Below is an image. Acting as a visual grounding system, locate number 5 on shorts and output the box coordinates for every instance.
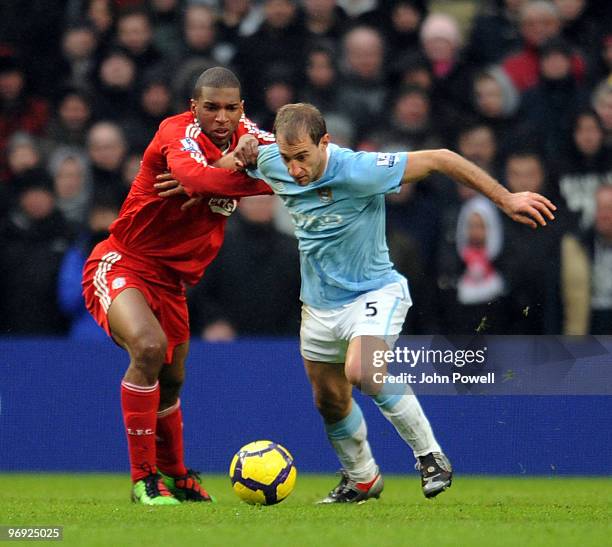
[365,301,378,317]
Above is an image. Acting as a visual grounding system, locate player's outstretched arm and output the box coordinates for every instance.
[402,149,557,229]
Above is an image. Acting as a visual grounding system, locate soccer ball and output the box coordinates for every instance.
[229,440,297,505]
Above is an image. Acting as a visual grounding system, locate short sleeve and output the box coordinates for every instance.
[248,144,281,181]
[346,151,408,198]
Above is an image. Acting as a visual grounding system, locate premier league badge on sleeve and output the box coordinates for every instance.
[180,137,201,154]
[376,153,397,168]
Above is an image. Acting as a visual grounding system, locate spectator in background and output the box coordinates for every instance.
[235,0,306,111]
[177,4,224,64]
[592,79,612,147]
[0,170,73,335]
[324,112,355,148]
[336,26,387,134]
[57,201,118,340]
[115,8,165,81]
[435,123,501,333]
[45,88,93,153]
[456,123,500,178]
[253,65,296,131]
[149,0,183,59]
[3,131,45,220]
[389,53,433,92]
[6,132,44,181]
[383,0,427,60]
[336,0,377,19]
[82,0,117,43]
[91,49,139,122]
[0,53,49,182]
[126,74,175,151]
[385,180,440,334]
[466,0,526,66]
[217,0,264,61]
[86,121,128,206]
[502,0,585,92]
[300,44,340,114]
[303,0,348,45]
[588,34,612,88]
[386,175,441,276]
[48,147,92,229]
[520,37,588,158]
[360,85,441,152]
[121,151,141,193]
[420,12,473,136]
[553,0,601,59]
[560,185,612,334]
[58,23,99,93]
[557,110,612,232]
[501,150,564,333]
[445,196,508,334]
[189,195,301,340]
[0,2,65,94]
[472,67,522,157]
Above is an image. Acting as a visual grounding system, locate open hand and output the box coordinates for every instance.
[154,173,202,211]
[501,192,556,229]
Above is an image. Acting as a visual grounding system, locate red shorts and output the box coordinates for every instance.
[82,239,189,364]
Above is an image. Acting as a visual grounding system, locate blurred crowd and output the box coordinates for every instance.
[0,0,611,339]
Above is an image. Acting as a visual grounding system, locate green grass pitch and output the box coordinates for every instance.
[1,474,610,546]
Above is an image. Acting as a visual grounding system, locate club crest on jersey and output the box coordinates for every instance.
[376,153,397,168]
[208,197,237,216]
[317,187,333,203]
[112,277,126,290]
[180,137,201,154]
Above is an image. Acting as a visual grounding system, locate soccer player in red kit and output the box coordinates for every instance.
[82,67,274,505]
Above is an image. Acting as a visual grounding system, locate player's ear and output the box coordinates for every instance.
[190,99,197,116]
[320,133,330,148]
[240,99,245,113]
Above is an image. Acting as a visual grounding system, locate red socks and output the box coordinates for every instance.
[120,381,160,482]
[156,399,188,477]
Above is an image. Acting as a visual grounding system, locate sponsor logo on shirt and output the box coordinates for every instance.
[317,187,333,203]
[208,197,237,216]
[291,211,343,230]
[376,153,397,168]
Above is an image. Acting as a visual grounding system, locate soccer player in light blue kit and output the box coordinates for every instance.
[157,102,556,502]
[247,103,555,503]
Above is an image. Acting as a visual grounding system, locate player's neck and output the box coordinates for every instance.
[314,147,330,182]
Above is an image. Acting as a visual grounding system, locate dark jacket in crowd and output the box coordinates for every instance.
[0,207,73,335]
[189,214,301,337]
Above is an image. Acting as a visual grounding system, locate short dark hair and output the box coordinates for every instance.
[505,149,543,167]
[273,103,327,144]
[192,67,241,99]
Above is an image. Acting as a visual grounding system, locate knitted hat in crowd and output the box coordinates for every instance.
[420,13,462,48]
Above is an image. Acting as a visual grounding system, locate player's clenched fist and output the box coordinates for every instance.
[233,134,259,169]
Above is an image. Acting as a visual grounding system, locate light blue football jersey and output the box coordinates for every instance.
[248,143,408,309]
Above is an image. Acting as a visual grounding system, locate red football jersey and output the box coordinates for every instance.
[107,111,275,286]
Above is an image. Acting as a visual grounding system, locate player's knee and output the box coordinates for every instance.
[344,361,363,387]
[131,334,167,373]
